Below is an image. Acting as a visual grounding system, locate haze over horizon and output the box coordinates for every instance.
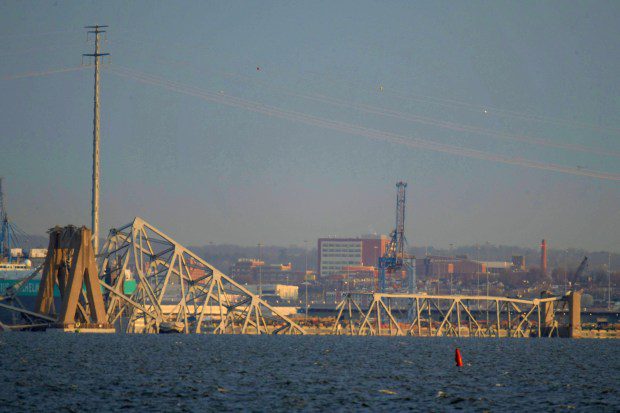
[1,1,619,252]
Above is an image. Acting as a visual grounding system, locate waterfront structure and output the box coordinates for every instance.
[318,235,388,277]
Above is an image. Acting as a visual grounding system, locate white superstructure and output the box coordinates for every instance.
[0,261,37,280]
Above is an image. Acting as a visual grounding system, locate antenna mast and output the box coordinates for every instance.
[83,25,109,253]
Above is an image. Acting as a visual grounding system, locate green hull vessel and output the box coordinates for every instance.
[0,279,138,297]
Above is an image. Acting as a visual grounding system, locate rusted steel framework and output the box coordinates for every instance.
[332,292,565,337]
[98,217,305,335]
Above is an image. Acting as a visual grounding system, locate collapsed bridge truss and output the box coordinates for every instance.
[332,292,568,337]
[99,217,305,334]
[0,218,576,338]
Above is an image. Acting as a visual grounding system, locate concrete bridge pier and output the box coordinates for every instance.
[568,291,581,338]
[540,290,557,336]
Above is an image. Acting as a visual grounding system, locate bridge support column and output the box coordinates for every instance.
[568,291,581,338]
[540,290,555,336]
[35,226,111,332]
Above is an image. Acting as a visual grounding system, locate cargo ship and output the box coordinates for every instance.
[0,259,44,297]
[0,259,138,298]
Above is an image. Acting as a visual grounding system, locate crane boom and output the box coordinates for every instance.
[572,256,588,282]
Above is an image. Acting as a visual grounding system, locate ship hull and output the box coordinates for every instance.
[0,279,137,325]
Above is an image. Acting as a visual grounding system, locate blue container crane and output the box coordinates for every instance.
[0,178,31,262]
[378,182,416,293]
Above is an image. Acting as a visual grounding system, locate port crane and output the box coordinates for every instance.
[1,178,16,261]
[377,182,416,292]
[570,256,588,286]
[0,178,32,262]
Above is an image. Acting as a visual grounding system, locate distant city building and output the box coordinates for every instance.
[318,236,388,277]
[28,248,48,259]
[479,261,512,275]
[230,258,296,284]
[10,248,23,258]
[188,257,208,280]
[245,284,299,301]
[419,256,485,279]
[512,255,526,271]
[323,265,377,292]
[419,256,515,290]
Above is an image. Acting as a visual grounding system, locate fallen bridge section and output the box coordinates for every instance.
[332,291,580,338]
[98,217,306,335]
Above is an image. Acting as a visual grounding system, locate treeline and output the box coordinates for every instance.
[411,245,618,271]
[190,244,318,274]
[189,242,617,276]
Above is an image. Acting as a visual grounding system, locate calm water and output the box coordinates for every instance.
[0,333,618,412]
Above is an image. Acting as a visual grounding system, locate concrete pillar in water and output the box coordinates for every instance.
[568,291,581,338]
[540,290,555,335]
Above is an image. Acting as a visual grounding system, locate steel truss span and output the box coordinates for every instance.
[332,292,567,338]
[98,217,305,335]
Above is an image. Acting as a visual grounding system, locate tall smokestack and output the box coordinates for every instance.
[540,239,547,278]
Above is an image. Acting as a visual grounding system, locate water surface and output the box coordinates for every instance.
[0,333,618,411]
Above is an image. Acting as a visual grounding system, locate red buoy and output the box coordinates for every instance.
[455,348,463,367]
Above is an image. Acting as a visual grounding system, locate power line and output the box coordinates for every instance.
[109,65,620,182]
[117,30,620,134]
[305,70,620,135]
[108,40,619,159]
[212,69,620,159]
[0,28,82,40]
[117,29,618,134]
[0,27,137,41]
[0,65,91,81]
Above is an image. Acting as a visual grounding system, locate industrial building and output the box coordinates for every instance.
[322,265,378,292]
[230,258,297,284]
[512,255,526,271]
[419,256,486,280]
[318,235,388,277]
[245,284,299,301]
[482,261,513,275]
[419,256,516,279]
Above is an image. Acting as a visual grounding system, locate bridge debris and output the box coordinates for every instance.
[0,219,584,338]
[332,291,578,337]
[98,217,305,335]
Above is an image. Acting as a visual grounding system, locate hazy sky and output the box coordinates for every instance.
[1,1,619,251]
